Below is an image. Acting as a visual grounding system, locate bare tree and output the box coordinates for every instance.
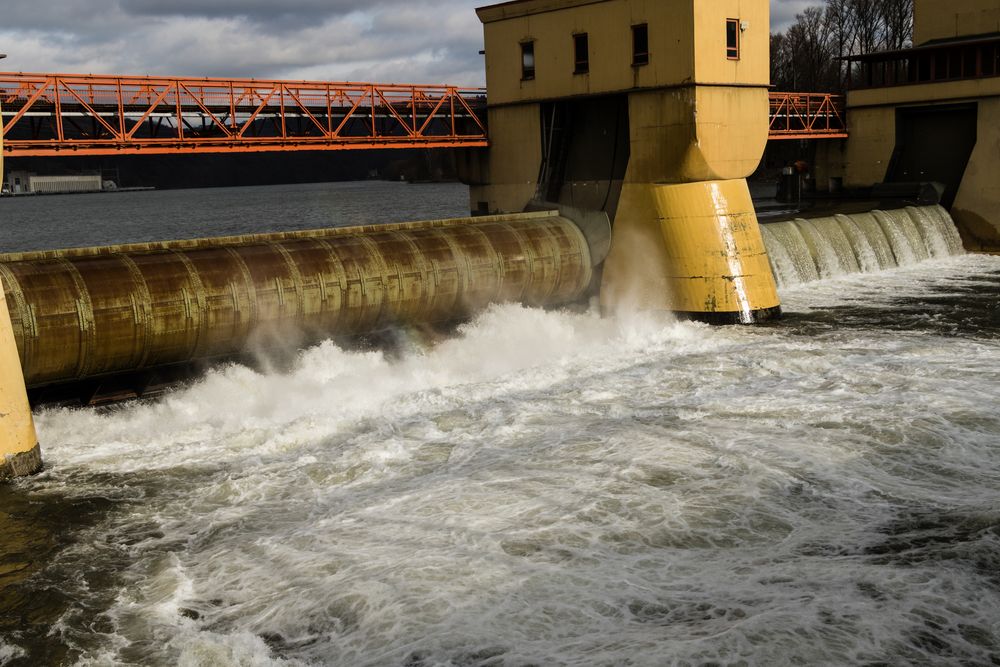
[771,0,914,91]
[880,0,914,50]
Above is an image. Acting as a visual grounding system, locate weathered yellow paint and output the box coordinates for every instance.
[952,96,1000,250]
[466,104,543,215]
[626,86,769,184]
[848,77,1000,109]
[914,0,1000,46]
[0,285,42,480]
[478,0,768,107]
[0,97,44,480]
[471,0,780,320]
[600,180,779,321]
[828,105,895,189]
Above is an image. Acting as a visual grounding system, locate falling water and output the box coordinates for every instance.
[761,205,966,288]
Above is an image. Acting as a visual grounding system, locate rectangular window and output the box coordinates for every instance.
[632,24,649,66]
[727,19,740,60]
[521,41,535,80]
[574,33,589,74]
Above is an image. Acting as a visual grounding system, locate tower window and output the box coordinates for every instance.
[574,33,589,74]
[727,19,740,60]
[632,24,649,66]
[521,40,535,80]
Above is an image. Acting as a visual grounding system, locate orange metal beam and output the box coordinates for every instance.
[0,72,488,156]
[767,91,847,140]
[1,72,844,156]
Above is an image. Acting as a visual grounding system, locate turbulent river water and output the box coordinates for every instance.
[1,183,999,666]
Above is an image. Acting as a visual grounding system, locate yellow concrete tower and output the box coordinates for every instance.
[467,0,780,322]
[0,101,43,480]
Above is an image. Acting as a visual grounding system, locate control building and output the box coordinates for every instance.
[462,0,781,322]
[821,0,1000,251]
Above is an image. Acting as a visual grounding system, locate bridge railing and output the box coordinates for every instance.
[768,92,847,140]
[0,72,488,156]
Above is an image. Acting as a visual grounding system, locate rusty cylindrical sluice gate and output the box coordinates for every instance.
[0,211,596,390]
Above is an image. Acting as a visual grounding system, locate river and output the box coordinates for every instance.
[1,182,998,665]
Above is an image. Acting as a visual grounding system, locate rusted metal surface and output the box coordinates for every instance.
[0,212,592,388]
[768,92,848,140]
[0,72,487,156]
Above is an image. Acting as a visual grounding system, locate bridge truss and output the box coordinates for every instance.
[0,72,488,156]
[0,72,847,157]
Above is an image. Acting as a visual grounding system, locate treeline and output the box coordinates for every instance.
[771,0,914,92]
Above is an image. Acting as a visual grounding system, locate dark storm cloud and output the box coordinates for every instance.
[0,1,822,84]
[772,0,826,32]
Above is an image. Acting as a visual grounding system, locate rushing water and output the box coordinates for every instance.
[760,205,966,288]
[2,186,1000,666]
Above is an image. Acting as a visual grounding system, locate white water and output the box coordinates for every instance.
[761,205,966,288]
[5,251,999,666]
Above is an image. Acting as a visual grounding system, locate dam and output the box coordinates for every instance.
[1,183,997,665]
[1,0,1000,662]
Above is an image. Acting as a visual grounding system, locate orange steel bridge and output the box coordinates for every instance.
[0,72,845,157]
[767,92,848,140]
[0,72,488,156]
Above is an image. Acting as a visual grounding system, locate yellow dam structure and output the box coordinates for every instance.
[1,0,785,478]
[0,97,42,480]
[463,0,781,323]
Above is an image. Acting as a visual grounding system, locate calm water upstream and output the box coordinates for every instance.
[1,182,999,666]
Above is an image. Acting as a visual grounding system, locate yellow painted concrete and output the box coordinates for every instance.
[848,77,1000,109]
[600,180,780,319]
[0,98,43,480]
[952,96,1000,249]
[478,0,767,107]
[832,0,1000,248]
[626,86,769,184]
[471,0,780,319]
[0,284,41,480]
[467,104,543,214]
[914,0,1000,46]
[838,106,895,189]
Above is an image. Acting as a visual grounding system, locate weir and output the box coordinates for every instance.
[0,212,600,390]
[761,205,966,287]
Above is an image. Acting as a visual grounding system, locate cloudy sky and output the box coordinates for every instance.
[0,0,821,86]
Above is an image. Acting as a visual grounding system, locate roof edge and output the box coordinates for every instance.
[476,0,610,24]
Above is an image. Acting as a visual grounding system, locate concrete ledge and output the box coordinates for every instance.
[0,443,43,480]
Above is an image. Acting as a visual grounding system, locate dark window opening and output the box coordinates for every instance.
[574,33,589,74]
[726,19,740,60]
[521,41,535,80]
[632,24,649,66]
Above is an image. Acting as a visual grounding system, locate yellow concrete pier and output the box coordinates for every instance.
[467,0,781,322]
[0,103,43,480]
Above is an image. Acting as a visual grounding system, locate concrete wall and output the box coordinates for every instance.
[914,0,1000,45]
[469,0,770,214]
[838,106,895,188]
[626,86,769,184]
[467,104,542,214]
[952,96,1000,249]
[478,0,767,106]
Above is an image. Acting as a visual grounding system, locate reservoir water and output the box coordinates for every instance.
[1,182,999,665]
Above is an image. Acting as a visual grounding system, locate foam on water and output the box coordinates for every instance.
[6,254,1000,666]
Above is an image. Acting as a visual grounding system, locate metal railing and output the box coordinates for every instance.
[768,92,847,140]
[0,72,488,156]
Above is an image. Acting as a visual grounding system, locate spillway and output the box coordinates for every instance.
[760,205,965,288]
[0,211,595,390]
